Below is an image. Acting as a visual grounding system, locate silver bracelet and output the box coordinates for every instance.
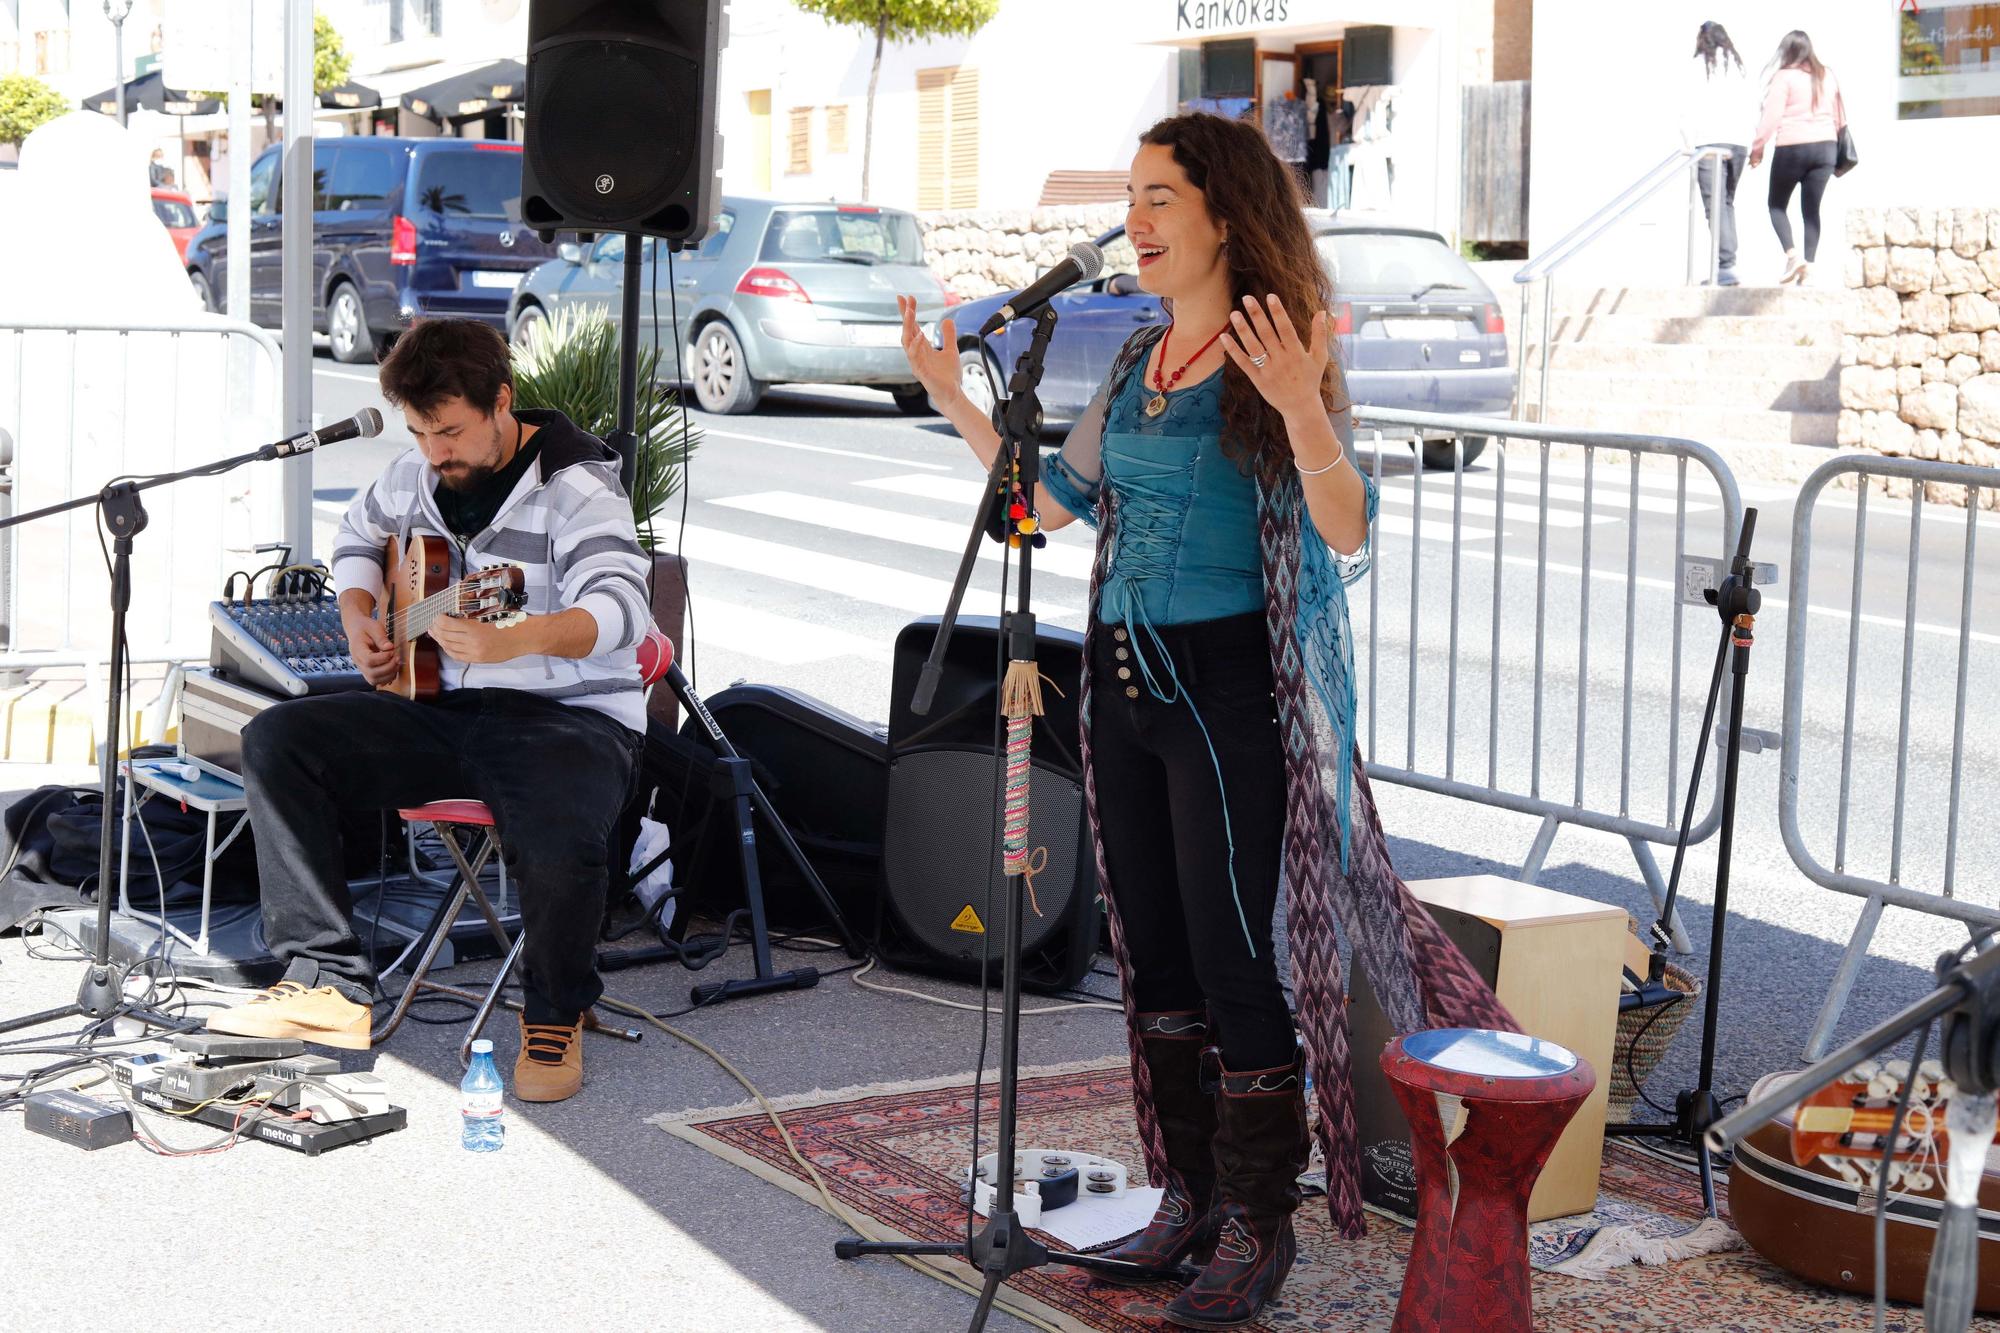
[1295,445,1345,477]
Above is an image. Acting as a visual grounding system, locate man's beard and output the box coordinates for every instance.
[437,423,508,492]
[437,462,498,493]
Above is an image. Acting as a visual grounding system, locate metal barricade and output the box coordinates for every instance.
[1782,454,2000,1058]
[1349,406,1747,949]
[0,317,283,678]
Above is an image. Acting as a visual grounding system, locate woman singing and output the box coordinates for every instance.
[898,113,1512,1328]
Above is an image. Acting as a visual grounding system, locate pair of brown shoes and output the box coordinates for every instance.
[205,983,586,1103]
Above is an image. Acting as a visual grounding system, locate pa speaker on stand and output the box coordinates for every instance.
[520,0,725,243]
[876,617,1100,994]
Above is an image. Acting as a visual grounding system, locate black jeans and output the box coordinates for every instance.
[1695,143,1747,270]
[1769,139,1838,261]
[1090,611,1294,1071]
[240,688,642,1023]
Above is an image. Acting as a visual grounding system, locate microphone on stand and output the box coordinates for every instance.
[977,242,1106,335]
[261,407,384,459]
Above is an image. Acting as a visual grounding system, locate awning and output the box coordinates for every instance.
[318,80,381,111]
[400,59,526,124]
[81,69,221,118]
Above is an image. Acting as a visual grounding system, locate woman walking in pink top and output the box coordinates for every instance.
[1751,30,1847,285]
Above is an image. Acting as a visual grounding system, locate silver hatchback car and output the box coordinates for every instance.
[507,196,948,415]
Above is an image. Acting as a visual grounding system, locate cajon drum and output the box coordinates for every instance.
[1348,875,1626,1222]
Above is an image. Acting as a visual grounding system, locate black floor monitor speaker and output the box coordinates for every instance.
[878,617,1099,994]
[521,1,724,243]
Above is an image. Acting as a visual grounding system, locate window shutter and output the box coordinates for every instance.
[917,69,950,211]
[826,104,849,154]
[787,106,812,175]
[948,68,979,210]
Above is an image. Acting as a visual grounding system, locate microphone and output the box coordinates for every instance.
[263,408,384,459]
[977,242,1105,336]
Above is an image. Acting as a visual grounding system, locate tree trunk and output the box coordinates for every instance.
[863,11,886,202]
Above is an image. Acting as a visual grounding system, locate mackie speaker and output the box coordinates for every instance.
[878,617,1100,994]
[521,1,725,243]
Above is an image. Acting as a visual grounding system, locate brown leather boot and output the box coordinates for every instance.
[1162,1050,1310,1328]
[513,1014,583,1102]
[1097,1011,1220,1284]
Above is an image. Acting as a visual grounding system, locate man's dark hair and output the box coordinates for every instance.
[377,318,514,418]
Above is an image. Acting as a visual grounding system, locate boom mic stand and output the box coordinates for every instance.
[833,308,1172,1327]
[1606,508,1763,1214]
[0,437,314,1039]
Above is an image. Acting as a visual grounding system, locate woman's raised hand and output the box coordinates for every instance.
[898,295,960,408]
[1218,293,1331,423]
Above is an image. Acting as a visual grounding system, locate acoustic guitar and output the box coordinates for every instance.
[380,533,527,700]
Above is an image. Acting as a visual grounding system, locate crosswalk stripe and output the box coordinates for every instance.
[1374,512,1495,543]
[675,523,1082,618]
[1375,489,1587,528]
[683,598,894,664]
[858,474,987,504]
[700,427,953,471]
[709,492,1097,581]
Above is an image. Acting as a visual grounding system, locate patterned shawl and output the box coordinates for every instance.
[1061,325,1516,1237]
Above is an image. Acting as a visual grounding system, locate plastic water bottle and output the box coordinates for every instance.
[460,1038,505,1152]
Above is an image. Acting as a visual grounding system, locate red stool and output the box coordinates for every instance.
[1382,1029,1596,1333]
[372,628,675,1066]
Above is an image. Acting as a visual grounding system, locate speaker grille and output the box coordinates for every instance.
[883,748,1084,967]
[526,39,697,228]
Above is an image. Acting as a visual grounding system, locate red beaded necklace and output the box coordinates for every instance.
[1144,322,1226,418]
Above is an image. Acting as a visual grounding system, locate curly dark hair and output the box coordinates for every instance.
[377,317,513,417]
[1137,112,1345,487]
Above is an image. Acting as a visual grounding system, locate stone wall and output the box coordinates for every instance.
[1840,208,2000,496]
[921,204,1128,303]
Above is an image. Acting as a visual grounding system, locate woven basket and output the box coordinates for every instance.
[1606,960,1701,1124]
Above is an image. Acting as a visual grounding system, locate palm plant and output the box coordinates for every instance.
[510,306,699,552]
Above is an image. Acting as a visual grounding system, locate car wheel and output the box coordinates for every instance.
[890,385,933,416]
[187,268,216,313]
[511,301,547,352]
[327,282,376,365]
[691,321,764,415]
[1421,435,1489,471]
[958,347,998,419]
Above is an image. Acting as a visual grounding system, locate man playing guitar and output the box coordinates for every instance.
[207,318,654,1104]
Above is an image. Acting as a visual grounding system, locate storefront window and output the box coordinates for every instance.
[1202,38,1256,98]
[1899,1,2000,119]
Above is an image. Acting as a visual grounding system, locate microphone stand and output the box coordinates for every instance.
[1604,508,1761,1214]
[0,436,314,1038]
[834,307,1176,1327]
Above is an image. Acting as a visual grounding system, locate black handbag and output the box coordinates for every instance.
[1834,94,1858,176]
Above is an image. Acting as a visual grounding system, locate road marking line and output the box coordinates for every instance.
[1379,471,1718,516]
[674,523,1079,617]
[1375,512,1495,543]
[710,492,1096,580]
[684,598,894,664]
[1376,490,1588,528]
[700,427,952,470]
[858,474,987,504]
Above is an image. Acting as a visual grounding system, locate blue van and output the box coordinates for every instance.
[184,137,557,363]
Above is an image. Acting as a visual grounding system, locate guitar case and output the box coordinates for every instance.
[1729,1070,2000,1310]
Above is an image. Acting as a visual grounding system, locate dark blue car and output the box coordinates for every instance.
[183,137,557,363]
[954,220,1510,469]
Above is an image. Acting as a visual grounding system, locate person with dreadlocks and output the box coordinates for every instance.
[897,111,1514,1329]
[1684,20,1753,287]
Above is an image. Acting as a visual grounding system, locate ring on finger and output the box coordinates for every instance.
[1250,353,1269,368]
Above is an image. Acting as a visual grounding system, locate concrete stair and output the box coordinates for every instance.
[1517,285,1846,449]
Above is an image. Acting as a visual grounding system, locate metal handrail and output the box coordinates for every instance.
[1513,145,1730,424]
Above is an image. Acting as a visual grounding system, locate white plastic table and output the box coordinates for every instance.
[117,757,250,956]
